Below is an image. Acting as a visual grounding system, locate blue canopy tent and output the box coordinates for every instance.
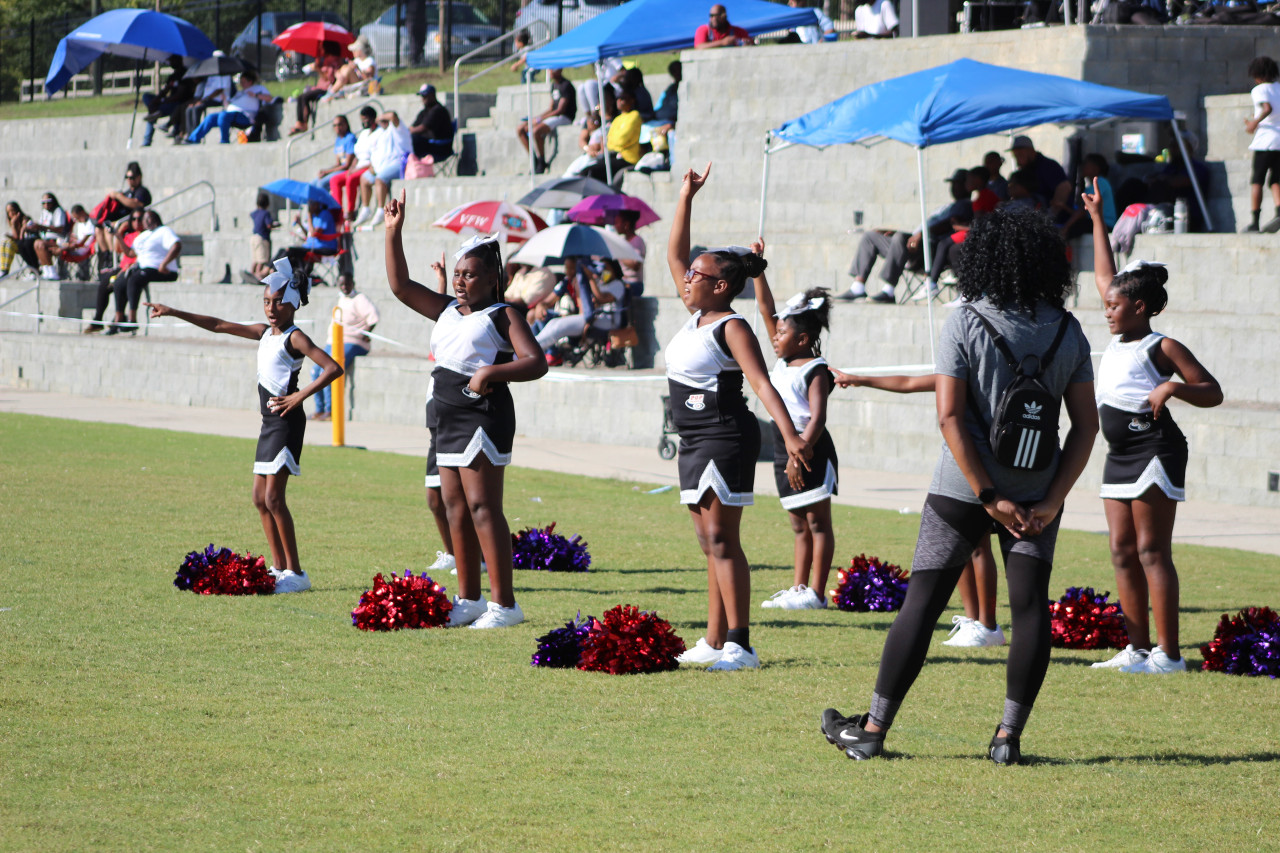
[762,59,1201,361]
[45,9,215,146]
[520,0,817,183]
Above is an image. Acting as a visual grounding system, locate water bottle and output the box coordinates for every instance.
[1174,198,1188,234]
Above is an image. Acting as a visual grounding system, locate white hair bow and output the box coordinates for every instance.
[775,292,825,319]
[454,232,502,261]
[262,257,301,308]
[1118,259,1167,275]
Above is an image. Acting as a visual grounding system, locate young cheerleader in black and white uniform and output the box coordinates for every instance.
[751,254,837,611]
[666,164,811,671]
[1082,181,1223,674]
[423,252,457,576]
[147,258,343,593]
[384,192,547,628]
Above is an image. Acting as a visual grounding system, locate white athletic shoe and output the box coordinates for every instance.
[772,584,825,610]
[352,206,372,226]
[447,594,488,627]
[370,208,385,228]
[1121,645,1187,674]
[707,641,760,671]
[1091,644,1149,669]
[470,600,524,629]
[761,586,801,608]
[676,637,724,665]
[266,565,283,580]
[942,615,1007,647]
[427,551,456,574]
[273,569,311,594]
[40,266,61,281]
[911,283,938,302]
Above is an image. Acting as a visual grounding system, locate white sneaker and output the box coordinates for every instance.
[370,208,385,228]
[706,641,760,671]
[1091,644,1149,669]
[761,585,801,608]
[267,565,283,580]
[352,206,372,226]
[273,569,311,593]
[427,551,456,574]
[942,615,1007,647]
[447,594,488,627]
[469,600,524,629]
[911,284,938,302]
[41,266,61,281]
[1121,645,1187,674]
[788,585,827,610]
[676,637,724,665]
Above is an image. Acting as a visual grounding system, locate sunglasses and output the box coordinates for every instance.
[683,267,719,284]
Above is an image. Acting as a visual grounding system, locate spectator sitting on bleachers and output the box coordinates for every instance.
[984,150,1009,200]
[177,64,233,143]
[620,68,654,120]
[534,257,626,363]
[85,211,145,333]
[361,112,411,229]
[317,115,358,191]
[281,200,339,272]
[142,56,196,148]
[290,41,344,135]
[786,0,837,43]
[23,192,70,281]
[1062,153,1117,238]
[343,107,379,225]
[410,84,454,164]
[1,202,32,280]
[187,70,272,144]
[48,205,95,277]
[853,0,899,38]
[916,199,973,301]
[1003,169,1041,211]
[312,273,378,420]
[91,162,151,267]
[518,70,576,175]
[1100,0,1167,25]
[104,210,182,335]
[588,89,642,185]
[967,166,1000,214]
[504,262,558,310]
[695,4,754,49]
[1009,134,1072,221]
[328,35,378,98]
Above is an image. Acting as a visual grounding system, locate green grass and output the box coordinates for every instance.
[1,412,1277,852]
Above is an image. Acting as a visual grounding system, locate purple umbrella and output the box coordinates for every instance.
[565,194,661,229]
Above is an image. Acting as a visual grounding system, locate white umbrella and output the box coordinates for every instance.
[508,223,641,266]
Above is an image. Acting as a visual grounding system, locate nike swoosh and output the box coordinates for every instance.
[837,730,866,742]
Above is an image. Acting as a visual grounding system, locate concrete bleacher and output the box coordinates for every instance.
[2,24,1278,507]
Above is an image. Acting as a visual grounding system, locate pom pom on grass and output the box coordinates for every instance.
[174,544,275,595]
[829,554,908,612]
[576,605,686,675]
[351,572,453,631]
[531,614,593,668]
[511,522,591,572]
[1200,607,1280,678]
[1049,586,1129,650]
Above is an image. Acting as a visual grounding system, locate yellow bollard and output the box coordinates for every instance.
[331,307,345,447]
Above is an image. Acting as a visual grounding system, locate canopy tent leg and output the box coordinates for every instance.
[758,131,772,240]
[1171,116,1213,232]
[127,54,145,149]
[916,146,936,368]
[599,60,614,188]
[526,72,536,186]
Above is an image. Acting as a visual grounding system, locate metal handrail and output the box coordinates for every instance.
[453,21,552,128]
[283,97,385,217]
[0,282,42,334]
[147,180,218,232]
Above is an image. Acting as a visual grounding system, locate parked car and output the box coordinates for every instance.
[229,11,349,82]
[360,3,503,68]
[513,0,623,40]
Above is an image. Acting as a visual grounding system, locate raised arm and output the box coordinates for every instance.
[1149,337,1224,419]
[667,162,712,310]
[145,303,266,341]
[833,371,937,393]
[383,190,452,321]
[723,317,810,472]
[1082,176,1116,299]
[750,237,777,340]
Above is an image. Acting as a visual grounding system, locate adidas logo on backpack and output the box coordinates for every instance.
[964,306,1075,472]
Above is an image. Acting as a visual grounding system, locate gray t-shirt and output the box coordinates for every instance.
[928,298,1093,504]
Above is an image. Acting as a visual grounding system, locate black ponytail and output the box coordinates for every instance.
[709,250,767,298]
[1111,264,1169,317]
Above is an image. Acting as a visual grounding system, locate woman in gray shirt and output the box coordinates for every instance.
[820,206,1098,765]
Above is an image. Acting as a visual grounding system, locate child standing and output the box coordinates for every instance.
[1083,181,1223,673]
[246,192,278,281]
[146,258,343,593]
[1244,56,1280,233]
[752,260,837,611]
[666,163,810,671]
[384,192,547,628]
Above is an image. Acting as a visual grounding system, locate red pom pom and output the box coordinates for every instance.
[1049,587,1129,649]
[351,572,453,631]
[175,545,275,595]
[577,605,686,675]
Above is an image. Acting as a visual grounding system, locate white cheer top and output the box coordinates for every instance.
[257,325,303,396]
[1096,332,1170,414]
[664,311,742,392]
[430,301,513,377]
[770,357,829,431]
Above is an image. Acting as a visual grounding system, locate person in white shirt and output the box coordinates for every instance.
[1244,56,1280,232]
[179,61,233,140]
[24,192,69,280]
[186,70,272,144]
[338,107,379,225]
[105,210,182,335]
[788,0,837,43]
[311,274,379,420]
[360,111,411,228]
[854,0,899,37]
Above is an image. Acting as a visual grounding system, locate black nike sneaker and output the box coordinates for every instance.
[988,726,1022,766]
[820,709,884,760]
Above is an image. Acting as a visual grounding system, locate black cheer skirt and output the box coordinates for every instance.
[773,422,838,510]
[670,379,759,507]
[425,397,440,488]
[255,381,305,476]
[1099,404,1188,501]
[431,367,516,468]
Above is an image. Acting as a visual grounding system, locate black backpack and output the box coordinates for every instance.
[964,306,1074,472]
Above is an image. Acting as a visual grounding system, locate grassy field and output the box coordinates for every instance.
[1,412,1277,852]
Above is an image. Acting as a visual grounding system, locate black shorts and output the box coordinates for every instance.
[1251,149,1280,186]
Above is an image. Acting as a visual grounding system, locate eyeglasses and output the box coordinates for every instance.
[41,198,54,204]
[683,267,720,284]
[125,174,140,180]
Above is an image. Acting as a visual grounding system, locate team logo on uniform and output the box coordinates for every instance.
[1023,401,1042,420]
[685,394,706,411]
[1128,417,1152,432]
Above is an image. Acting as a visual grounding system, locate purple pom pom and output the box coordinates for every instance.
[512,522,591,572]
[830,554,909,612]
[531,614,593,668]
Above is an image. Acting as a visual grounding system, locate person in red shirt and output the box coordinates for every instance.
[695,4,754,49]
[968,167,1001,215]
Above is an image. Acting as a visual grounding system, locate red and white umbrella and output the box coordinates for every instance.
[272,21,354,59]
[432,200,547,243]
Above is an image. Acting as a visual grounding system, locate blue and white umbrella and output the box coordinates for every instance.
[507,223,640,266]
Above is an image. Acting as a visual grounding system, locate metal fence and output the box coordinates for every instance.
[0,0,525,102]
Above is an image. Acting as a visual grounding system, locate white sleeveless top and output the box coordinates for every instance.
[664,311,743,392]
[430,301,513,377]
[1096,332,1170,414]
[770,357,829,431]
[257,325,303,396]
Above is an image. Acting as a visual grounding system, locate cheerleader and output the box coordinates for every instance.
[424,253,457,576]
[384,192,547,628]
[667,164,811,671]
[752,258,837,611]
[1082,181,1223,674]
[146,258,342,593]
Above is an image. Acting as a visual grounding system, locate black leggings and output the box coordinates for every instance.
[113,265,178,314]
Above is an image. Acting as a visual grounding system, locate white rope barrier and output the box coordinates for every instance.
[1,311,318,329]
